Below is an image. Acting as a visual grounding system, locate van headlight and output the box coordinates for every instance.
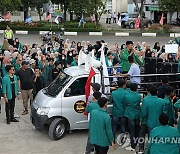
[37,107,50,116]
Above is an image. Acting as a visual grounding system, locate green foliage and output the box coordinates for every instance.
[145,24,174,33]
[0,0,21,14]
[31,0,49,21]
[68,0,105,23]
[0,21,102,32]
[158,0,179,13]
[158,0,180,24]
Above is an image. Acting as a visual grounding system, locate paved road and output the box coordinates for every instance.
[0,34,173,48]
[0,34,172,154]
[0,97,134,154]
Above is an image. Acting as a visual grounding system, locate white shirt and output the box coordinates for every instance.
[128,63,140,84]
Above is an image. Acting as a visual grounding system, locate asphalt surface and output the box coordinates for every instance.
[0,97,134,154]
[0,34,173,48]
[0,34,172,154]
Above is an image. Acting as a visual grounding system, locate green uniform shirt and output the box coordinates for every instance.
[110,88,128,117]
[141,95,164,129]
[121,48,143,72]
[174,100,180,132]
[124,91,141,120]
[89,108,114,147]
[163,96,176,126]
[2,74,19,100]
[146,125,180,154]
[125,88,131,93]
[71,60,78,66]
[141,94,151,124]
[85,101,100,113]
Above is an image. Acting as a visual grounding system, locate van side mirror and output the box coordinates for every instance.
[64,88,71,97]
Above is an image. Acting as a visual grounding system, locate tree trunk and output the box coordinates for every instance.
[38,9,42,22]
[70,11,73,21]
[24,10,28,21]
[169,12,173,24]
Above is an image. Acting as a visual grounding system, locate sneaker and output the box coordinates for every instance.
[22,110,28,115]
[125,146,135,151]
[11,118,19,122]
[14,113,20,118]
[137,152,144,154]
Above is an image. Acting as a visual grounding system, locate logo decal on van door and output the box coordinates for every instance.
[74,100,86,113]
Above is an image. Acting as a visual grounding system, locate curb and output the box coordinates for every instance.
[0,30,180,37]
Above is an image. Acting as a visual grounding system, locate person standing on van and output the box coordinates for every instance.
[4,25,14,45]
[110,79,128,139]
[121,41,143,73]
[16,60,34,115]
[89,97,116,154]
[2,65,19,124]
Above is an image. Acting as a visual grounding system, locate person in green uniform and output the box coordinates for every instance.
[174,99,180,132]
[70,54,78,66]
[85,91,101,154]
[139,84,152,153]
[125,80,132,93]
[141,85,164,133]
[89,97,116,154]
[146,113,180,154]
[163,86,176,126]
[120,41,143,73]
[2,65,19,124]
[124,83,141,151]
[110,79,128,139]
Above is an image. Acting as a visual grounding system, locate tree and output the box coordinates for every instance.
[132,0,146,30]
[31,0,49,21]
[68,0,88,16]
[159,0,180,24]
[52,0,70,21]
[0,0,21,15]
[20,0,33,20]
[88,0,105,23]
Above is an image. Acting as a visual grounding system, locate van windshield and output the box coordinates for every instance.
[45,72,71,97]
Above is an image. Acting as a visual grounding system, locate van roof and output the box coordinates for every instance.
[64,66,100,77]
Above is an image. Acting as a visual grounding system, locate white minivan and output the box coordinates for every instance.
[31,66,112,140]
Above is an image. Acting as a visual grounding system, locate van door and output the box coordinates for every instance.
[61,76,89,130]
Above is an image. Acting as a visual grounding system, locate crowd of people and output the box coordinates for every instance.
[0,25,180,154]
[85,79,180,154]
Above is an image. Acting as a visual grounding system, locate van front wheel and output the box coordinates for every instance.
[48,118,67,140]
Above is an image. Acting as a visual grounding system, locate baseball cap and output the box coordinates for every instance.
[91,83,101,91]
[22,60,29,65]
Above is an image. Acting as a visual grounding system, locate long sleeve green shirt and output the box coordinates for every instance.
[110,88,128,117]
[124,91,141,120]
[89,108,114,147]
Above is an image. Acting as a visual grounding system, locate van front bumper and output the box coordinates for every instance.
[31,106,49,131]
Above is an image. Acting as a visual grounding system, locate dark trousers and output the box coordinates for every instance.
[94,145,109,154]
[128,118,140,149]
[139,124,148,151]
[112,116,125,140]
[85,133,94,154]
[106,18,108,24]
[5,98,15,121]
[113,18,116,23]
[7,39,13,45]
[108,18,111,24]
